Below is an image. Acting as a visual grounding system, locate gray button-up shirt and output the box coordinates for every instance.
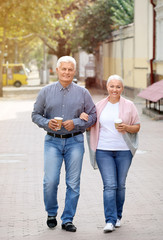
[32,81,97,134]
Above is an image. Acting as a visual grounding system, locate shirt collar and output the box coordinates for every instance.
[57,81,73,91]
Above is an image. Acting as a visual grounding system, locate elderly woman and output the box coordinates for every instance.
[81,75,140,233]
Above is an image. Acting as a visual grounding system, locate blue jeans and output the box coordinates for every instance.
[44,134,84,224]
[96,150,132,225]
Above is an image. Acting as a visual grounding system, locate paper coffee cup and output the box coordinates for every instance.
[114,118,122,128]
[54,117,63,130]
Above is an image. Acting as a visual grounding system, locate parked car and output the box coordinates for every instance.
[73,78,78,84]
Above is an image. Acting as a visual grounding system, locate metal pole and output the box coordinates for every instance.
[15,40,18,63]
[0,27,5,97]
[43,43,47,84]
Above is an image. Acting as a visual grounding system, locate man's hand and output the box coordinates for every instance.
[48,119,59,131]
[62,120,75,131]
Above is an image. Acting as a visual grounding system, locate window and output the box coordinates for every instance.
[13,66,24,74]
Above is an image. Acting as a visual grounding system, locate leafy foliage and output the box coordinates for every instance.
[43,0,94,57]
[0,0,94,60]
[73,0,113,53]
[0,0,134,61]
[110,0,134,27]
[73,0,134,53]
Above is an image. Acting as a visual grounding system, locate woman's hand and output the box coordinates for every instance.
[80,112,89,121]
[116,123,140,133]
[116,123,126,133]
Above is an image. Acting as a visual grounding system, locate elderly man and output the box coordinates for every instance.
[32,56,96,232]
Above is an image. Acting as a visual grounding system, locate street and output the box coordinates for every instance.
[0,87,163,240]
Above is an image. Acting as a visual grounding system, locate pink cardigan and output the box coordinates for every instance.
[90,96,140,154]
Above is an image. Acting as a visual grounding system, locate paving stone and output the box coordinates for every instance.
[0,88,163,240]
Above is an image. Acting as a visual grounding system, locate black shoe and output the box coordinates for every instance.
[47,216,57,228]
[62,222,77,232]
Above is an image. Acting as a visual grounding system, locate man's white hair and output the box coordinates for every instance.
[107,75,124,85]
[57,56,76,70]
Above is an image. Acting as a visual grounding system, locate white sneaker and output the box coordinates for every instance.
[115,219,121,228]
[103,223,115,232]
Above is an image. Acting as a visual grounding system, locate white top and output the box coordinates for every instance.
[97,101,129,150]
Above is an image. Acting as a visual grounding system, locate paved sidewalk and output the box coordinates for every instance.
[0,87,163,240]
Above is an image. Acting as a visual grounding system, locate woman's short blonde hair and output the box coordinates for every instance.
[107,75,124,86]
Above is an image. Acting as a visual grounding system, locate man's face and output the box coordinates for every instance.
[56,62,76,86]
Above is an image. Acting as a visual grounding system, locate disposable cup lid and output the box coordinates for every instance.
[54,117,63,120]
[114,118,122,123]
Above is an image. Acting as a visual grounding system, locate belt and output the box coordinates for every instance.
[47,131,82,139]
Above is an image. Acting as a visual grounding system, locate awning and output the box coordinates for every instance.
[138,80,163,102]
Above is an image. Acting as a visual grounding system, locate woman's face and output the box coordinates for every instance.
[107,79,123,100]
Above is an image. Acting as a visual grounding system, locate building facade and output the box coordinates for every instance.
[94,0,163,97]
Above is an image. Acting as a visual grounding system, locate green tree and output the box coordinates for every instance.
[0,0,56,96]
[111,0,134,27]
[73,0,134,53]
[0,0,93,60]
[0,0,92,96]
[40,0,94,58]
[73,0,113,53]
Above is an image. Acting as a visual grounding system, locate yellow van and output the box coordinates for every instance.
[2,63,28,87]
